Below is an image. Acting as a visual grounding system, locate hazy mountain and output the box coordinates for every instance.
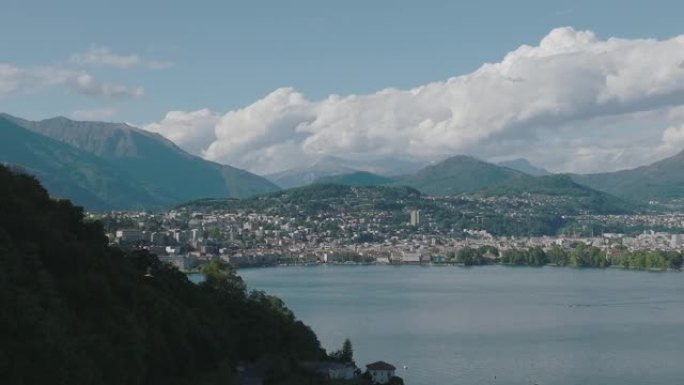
[265,156,358,189]
[397,155,525,196]
[572,149,684,202]
[265,155,427,188]
[314,171,394,186]
[1,114,278,209]
[0,117,175,210]
[497,158,551,176]
[350,156,429,176]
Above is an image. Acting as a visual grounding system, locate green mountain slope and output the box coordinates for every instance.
[179,183,423,215]
[314,171,394,186]
[0,165,327,384]
[8,114,279,199]
[397,155,525,196]
[572,150,684,203]
[477,174,636,214]
[1,114,279,209]
[0,117,175,210]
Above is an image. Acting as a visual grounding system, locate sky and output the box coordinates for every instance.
[2,0,684,175]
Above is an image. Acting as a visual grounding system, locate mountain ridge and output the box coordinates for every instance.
[1,113,279,210]
[497,158,551,176]
[571,149,684,203]
[395,155,527,196]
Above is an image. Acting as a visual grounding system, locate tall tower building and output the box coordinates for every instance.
[410,210,421,226]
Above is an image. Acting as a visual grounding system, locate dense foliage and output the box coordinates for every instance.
[0,165,327,385]
[459,243,682,270]
[478,174,637,215]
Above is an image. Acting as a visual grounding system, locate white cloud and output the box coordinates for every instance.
[0,63,144,99]
[662,123,684,147]
[70,45,173,70]
[71,107,119,120]
[144,27,684,174]
[0,63,20,96]
[144,109,220,155]
[66,72,144,98]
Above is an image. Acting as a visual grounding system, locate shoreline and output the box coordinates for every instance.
[186,262,682,276]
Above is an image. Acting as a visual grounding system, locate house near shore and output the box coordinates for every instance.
[305,361,358,380]
[399,251,421,264]
[366,361,396,384]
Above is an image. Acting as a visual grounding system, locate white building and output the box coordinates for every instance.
[327,363,357,380]
[307,362,357,381]
[366,361,396,384]
[158,254,198,272]
[115,229,142,242]
[410,210,421,226]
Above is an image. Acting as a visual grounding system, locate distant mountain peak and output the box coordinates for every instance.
[396,154,525,196]
[497,158,551,176]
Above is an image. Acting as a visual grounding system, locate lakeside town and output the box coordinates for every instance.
[94,207,684,272]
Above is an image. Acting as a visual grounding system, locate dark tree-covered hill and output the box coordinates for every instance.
[0,165,327,385]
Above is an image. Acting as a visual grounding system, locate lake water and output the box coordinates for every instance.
[235,265,684,385]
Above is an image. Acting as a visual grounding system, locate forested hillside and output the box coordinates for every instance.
[0,165,331,385]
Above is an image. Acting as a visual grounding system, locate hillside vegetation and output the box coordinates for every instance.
[572,149,684,203]
[0,165,333,385]
[395,155,525,195]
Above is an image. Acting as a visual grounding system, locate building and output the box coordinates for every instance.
[366,361,396,384]
[115,229,142,243]
[401,251,421,264]
[158,254,198,272]
[307,362,357,380]
[410,210,421,226]
[328,363,357,380]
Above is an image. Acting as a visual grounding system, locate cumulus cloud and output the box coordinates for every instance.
[144,27,684,174]
[70,45,173,70]
[144,109,220,155]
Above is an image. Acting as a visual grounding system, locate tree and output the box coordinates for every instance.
[201,259,246,295]
[341,338,353,362]
[330,338,354,363]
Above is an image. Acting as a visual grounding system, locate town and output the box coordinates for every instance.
[93,202,684,272]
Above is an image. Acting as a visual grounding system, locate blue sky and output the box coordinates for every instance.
[3,0,684,174]
[2,0,681,122]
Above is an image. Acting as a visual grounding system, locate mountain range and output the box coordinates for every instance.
[5,113,684,210]
[265,155,427,188]
[571,151,684,203]
[307,152,684,206]
[0,114,278,210]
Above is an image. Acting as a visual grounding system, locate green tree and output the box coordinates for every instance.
[201,259,246,295]
[330,338,354,363]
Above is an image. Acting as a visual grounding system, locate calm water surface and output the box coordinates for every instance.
[235,265,684,385]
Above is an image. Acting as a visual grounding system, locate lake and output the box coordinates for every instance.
[233,265,684,385]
